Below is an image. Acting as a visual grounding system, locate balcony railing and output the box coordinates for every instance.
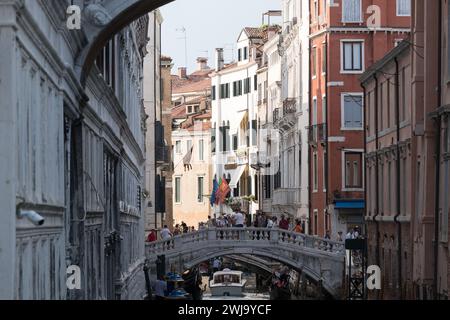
[283,98,297,115]
[308,123,327,146]
[272,188,301,206]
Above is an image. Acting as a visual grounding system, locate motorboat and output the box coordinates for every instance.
[209,269,247,297]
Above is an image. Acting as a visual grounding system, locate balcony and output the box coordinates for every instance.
[283,98,297,115]
[272,188,301,206]
[273,98,297,132]
[156,145,170,164]
[308,123,327,147]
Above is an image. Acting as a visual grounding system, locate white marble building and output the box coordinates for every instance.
[271,0,309,229]
[210,27,270,217]
[0,0,153,300]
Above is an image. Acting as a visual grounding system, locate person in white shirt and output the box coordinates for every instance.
[233,210,245,227]
[267,218,274,228]
[160,225,172,240]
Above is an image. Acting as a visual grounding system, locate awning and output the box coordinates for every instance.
[334,200,365,209]
[228,165,246,189]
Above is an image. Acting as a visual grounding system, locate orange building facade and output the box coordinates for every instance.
[308,0,410,237]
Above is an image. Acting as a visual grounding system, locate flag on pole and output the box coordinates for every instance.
[210,178,219,207]
[216,175,231,205]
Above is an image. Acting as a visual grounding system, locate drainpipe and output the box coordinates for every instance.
[393,56,402,299]
[433,0,443,300]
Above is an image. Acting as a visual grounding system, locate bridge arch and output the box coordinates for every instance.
[75,0,174,85]
[146,228,346,298]
[181,247,336,297]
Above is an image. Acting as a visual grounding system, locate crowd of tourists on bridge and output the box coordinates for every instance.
[146,208,314,242]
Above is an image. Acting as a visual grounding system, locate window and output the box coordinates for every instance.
[197,177,204,202]
[312,97,318,125]
[198,139,204,161]
[322,43,327,74]
[212,85,216,100]
[211,126,216,153]
[314,210,318,235]
[244,47,248,60]
[312,47,317,77]
[264,174,272,199]
[258,83,263,103]
[233,80,242,97]
[313,152,318,191]
[244,78,251,94]
[186,140,192,152]
[314,0,318,20]
[344,152,363,189]
[342,41,363,72]
[238,48,242,62]
[396,0,411,16]
[220,83,230,99]
[219,124,230,152]
[322,95,327,124]
[342,0,362,22]
[194,105,200,113]
[175,140,181,154]
[254,75,258,91]
[342,94,363,129]
[175,177,181,203]
[274,161,281,189]
[252,120,257,146]
[322,0,327,17]
[232,134,238,151]
[187,105,193,114]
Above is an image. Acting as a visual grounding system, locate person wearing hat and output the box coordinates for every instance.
[146,229,157,242]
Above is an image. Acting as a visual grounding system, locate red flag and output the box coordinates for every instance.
[216,176,231,204]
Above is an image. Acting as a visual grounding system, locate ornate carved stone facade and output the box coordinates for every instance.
[0,0,154,300]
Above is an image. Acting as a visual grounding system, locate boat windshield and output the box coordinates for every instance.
[214,274,241,284]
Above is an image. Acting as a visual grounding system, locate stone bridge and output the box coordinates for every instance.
[145,228,346,298]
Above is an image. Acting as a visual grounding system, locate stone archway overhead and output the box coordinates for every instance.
[76,0,174,85]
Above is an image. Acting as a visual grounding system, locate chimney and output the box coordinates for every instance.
[215,48,224,72]
[197,57,208,71]
[178,67,187,79]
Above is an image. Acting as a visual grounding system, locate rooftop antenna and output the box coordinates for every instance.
[223,43,235,63]
[176,26,188,69]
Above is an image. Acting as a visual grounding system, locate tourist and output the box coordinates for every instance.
[173,224,181,236]
[279,215,289,230]
[152,275,167,300]
[345,229,354,240]
[160,225,172,240]
[181,222,189,233]
[146,229,157,242]
[336,231,343,242]
[212,258,221,273]
[293,221,303,233]
[206,216,215,228]
[267,217,274,228]
[325,230,331,239]
[233,209,245,228]
[191,226,196,232]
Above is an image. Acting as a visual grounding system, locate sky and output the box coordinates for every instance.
[160,0,281,74]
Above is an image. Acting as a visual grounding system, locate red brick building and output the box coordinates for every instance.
[361,0,450,300]
[308,0,410,237]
